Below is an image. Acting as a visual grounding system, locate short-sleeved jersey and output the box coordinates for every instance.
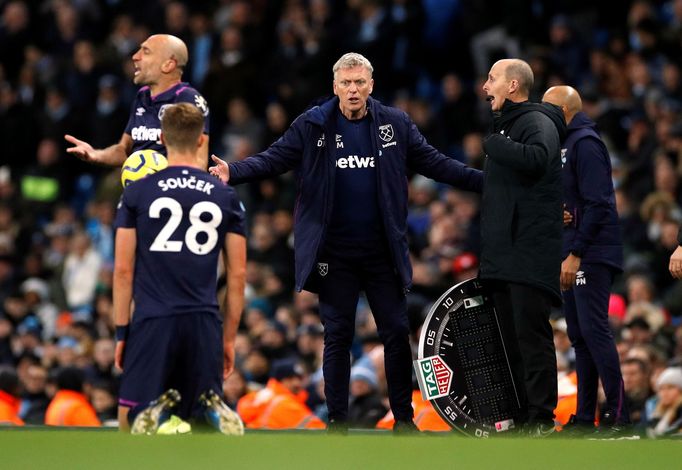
[114,166,245,321]
[124,82,210,154]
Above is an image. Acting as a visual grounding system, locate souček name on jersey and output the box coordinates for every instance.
[131,125,162,142]
[158,175,215,195]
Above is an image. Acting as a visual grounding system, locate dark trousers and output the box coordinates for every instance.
[316,240,413,422]
[490,281,557,425]
[563,263,630,424]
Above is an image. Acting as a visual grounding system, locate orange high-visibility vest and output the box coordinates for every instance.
[45,390,101,427]
[0,390,24,426]
[413,397,451,432]
[376,390,450,432]
[555,371,578,428]
[237,379,325,430]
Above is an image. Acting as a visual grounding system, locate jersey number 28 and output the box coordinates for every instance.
[148,197,222,255]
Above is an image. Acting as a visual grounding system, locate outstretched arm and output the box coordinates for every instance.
[65,133,133,166]
[213,116,307,185]
[406,118,483,193]
[209,155,230,183]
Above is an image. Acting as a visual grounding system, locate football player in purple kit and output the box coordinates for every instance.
[113,103,245,435]
[64,34,209,164]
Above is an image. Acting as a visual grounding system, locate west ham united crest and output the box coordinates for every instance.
[317,263,328,277]
[414,278,521,437]
[158,104,172,120]
[379,124,394,142]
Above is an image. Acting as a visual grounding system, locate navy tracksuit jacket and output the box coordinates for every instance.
[561,111,629,424]
[229,96,483,293]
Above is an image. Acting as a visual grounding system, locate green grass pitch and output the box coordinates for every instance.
[1,429,680,470]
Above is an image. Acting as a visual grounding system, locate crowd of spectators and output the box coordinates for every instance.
[0,0,681,436]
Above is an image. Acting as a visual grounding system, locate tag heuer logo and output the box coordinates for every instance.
[414,355,453,400]
[318,263,328,277]
[379,124,394,142]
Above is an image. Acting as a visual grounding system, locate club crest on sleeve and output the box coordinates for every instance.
[158,104,171,120]
[318,263,328,277]
[194,95,209,116]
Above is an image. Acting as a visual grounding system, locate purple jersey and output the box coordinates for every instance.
[114,166,245,320]
[124,82,210,154]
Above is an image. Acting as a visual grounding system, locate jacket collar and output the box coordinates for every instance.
[493,98,528,120]
[567,111,596,133]
[493,99,567,140]
[306,96,379,126]
[140,82,188,103]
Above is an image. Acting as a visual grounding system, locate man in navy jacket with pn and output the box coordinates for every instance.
[543,86,632,437]
[211,52,483,432]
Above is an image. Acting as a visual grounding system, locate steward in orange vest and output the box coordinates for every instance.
[0,367,24,426]
[376,390,450,432]
[554,370,579,429]
[45,367,100,427]
[237,359,325,430]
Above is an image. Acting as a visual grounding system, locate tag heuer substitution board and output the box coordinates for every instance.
[414,278,521,437]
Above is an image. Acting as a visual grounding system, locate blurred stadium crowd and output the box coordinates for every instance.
[1,0,682,435]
